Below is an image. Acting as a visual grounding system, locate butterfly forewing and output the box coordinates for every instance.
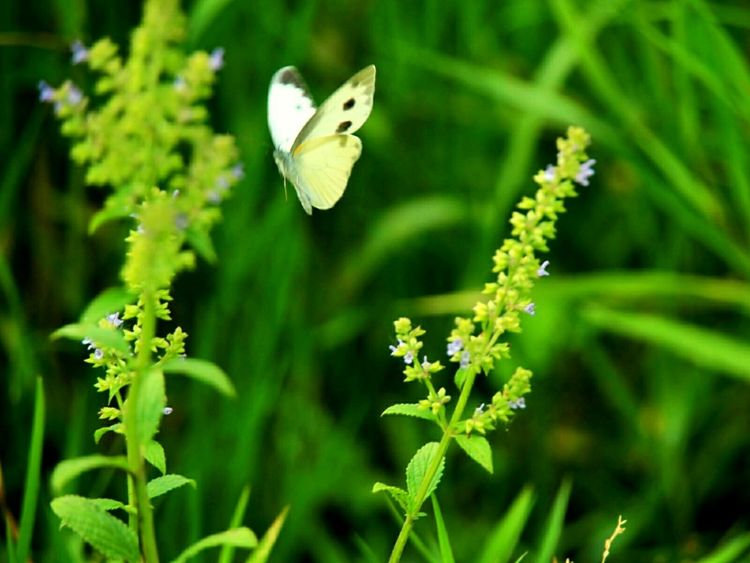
[291,65,376,151]
[293,134,363,211]
[267,66,317,153]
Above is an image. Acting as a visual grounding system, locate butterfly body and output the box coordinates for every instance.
[267,65,376,214]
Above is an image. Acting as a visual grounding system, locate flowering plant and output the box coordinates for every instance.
[375,126,595,562]
[39,0,285,561]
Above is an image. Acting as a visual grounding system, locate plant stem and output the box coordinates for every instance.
[124,291,160,562]
[387,369,478,563]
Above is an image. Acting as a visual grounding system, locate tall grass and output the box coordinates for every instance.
[2,0,750,561]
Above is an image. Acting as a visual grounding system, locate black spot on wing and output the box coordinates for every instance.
[343,98,355,110]
[336,120,352,133]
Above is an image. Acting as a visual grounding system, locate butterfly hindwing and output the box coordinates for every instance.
[291,65,376,150]
[292,134,363,212]
[267,66,317,153]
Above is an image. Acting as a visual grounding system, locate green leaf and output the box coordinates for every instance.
[405,442,444,512]
[372,482,410,512]
[94,423,123,444]
[144,440,166,474]
[697,531,750,563]
[90,498,129,513]
[51,323,130,354]
[246,506,289,563]
[51,495,139,561]
[476,487,535,563]
[80,287,134,324]
[186,226,217,264]
[381,403,436,421]
[134,369,165,445]
[147,474,196,499]
[5,517,17,563]
[88,202,131,234]
[171,527,257,563]
[16,377,45,563]
[162,357,236,397]
[51,455,129,495]
[431,495,455,563]
[534,479,571,563]
[582,305,750,380]
[219,485,251,563]
[455,434,493,473]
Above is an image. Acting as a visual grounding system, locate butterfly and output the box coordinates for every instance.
[267,64,376,214]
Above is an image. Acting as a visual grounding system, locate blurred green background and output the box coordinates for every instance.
[2,0,750,561]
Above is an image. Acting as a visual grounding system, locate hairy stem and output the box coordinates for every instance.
[388,369,478,563]
[124,291,160,562]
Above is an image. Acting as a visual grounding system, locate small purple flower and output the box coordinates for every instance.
[421,356,431,371]
[106,312,123,328]
[543,165,555,182]
[81,337,94,349]
[175,213,189,230]
[388,339,403,356]
[66,84,83,106]
[460,350,470,369]
[93,348,104,360]
[474,403,485,416]
[447,337,463,356]
[173,76,187,92]
[537,260,550,277]
[574,159,596,187]
[38,81,55,102]
[216,175,230,190]
[163,406,174,415]
[231,163,245,180]
[71,40,89,64]
[209,47,225,71]
[404,351,414,365]
[509,397,526,410]
[524,303,536,316]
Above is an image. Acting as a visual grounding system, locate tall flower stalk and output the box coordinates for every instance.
[375,126,595,563]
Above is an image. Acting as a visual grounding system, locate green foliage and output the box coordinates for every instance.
[50,495,140,561]
[4,0,750,562]
[381,127,593,561]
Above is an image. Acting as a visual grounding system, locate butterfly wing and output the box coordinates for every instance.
[288,134,363,214]
[267,66,317,153]
[291,65,376,150]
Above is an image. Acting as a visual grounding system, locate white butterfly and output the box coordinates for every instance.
[267,65,376,214]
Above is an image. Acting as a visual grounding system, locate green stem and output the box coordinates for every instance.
[388,369,478,563]
[124,291,160,562]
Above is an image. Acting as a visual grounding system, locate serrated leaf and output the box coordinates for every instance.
[144,440,166,474]
[455,434,493,473]
[381,403,436,421]
[51,495,139,561]
[51,455,129,495]
[51,324,129,354]
[162,357,235,397]
[246,506,289,563]
[372,482,410,512]
[405,442,444,512]
[147,474,196,499]
[80,288,134,324]
[134,369,165,446]
[90,498,129,513]
[94,423,123,444]
[171,527,257,563]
